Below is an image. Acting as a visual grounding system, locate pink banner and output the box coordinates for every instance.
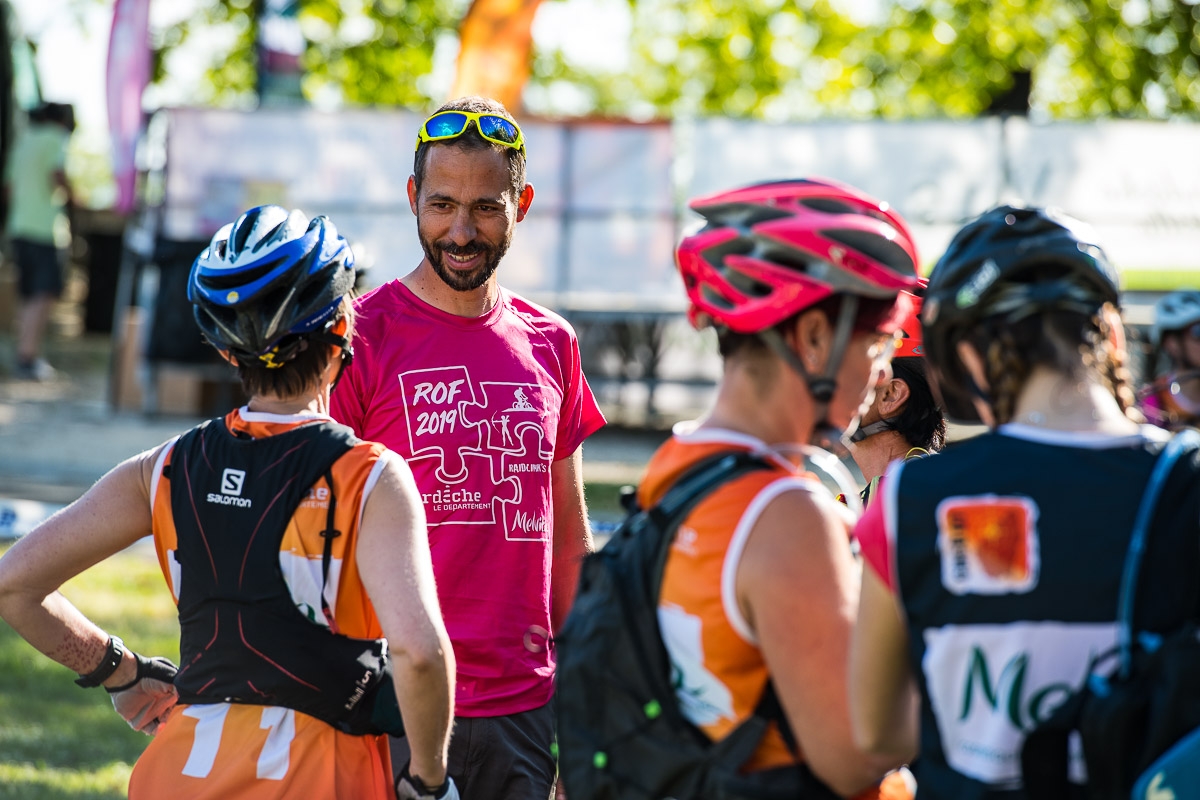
[106,0,152,215]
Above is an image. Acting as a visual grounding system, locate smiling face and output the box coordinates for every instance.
[408,143,532,293]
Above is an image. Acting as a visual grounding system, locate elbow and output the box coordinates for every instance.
[389,634,453,680]
[850,717,918,773]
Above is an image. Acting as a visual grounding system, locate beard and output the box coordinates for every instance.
[418,228,511,293]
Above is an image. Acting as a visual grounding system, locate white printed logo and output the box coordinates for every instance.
[207,468,252,508]
[221,469,246,496]
[922,621,1116,787]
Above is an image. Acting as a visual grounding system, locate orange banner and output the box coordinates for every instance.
[449,0,543,111]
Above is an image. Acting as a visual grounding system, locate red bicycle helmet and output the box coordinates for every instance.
[676,178,921,334]
[893,280,928,359]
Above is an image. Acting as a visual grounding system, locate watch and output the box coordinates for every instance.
[74,635,126,688]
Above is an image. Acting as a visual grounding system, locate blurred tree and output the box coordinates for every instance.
[151,0,461,109]
[150,0,1200,119]
[526,0,1200,120]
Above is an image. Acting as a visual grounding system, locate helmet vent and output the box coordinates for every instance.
[799,198,857,215]
[825,228,916,276]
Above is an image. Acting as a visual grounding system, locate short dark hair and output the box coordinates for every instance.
[233,300,355,398]
[413,96,526,200]
[889,356,947,452]
[716,294,902,360]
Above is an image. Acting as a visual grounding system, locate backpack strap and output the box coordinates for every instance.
[645,450,779,634]
[1116,429,1200,678]
[645,451,808,762]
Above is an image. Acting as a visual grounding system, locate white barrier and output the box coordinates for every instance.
[141,108,1200,312]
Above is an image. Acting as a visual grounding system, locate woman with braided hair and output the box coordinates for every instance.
[847,205,1200,798]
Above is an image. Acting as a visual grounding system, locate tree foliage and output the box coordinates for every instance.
[152,0,463,108]
[151,0,1200,119]
[528,0,1200,119]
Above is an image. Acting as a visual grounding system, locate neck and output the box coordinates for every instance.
[1007,366,1139,434]
[699,357,814,448]
[246,390,328,417]
[402,260,500,318]
[849,429,911,483]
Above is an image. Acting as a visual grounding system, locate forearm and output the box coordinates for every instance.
[0,589,137,687]
[849,568,920,763]
[391,632,455,783]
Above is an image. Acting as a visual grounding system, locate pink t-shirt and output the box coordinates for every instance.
[331,281,605,716]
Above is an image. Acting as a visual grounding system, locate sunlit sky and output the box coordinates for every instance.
[9,0,635,150]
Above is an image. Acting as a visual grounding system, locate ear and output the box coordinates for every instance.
[1100,304,1126,358]
[786,308,833,374]
[877,377,912,419]
[407,176,419,216]
[515,183,534,221]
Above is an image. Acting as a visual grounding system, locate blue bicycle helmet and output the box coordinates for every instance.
[922,204,1120,423]
[188,206,356,367]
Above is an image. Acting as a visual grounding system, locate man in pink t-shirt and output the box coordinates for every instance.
[331,96,605,800]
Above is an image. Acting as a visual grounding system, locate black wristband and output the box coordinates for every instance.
[399,767,450,799]
[74,635,126,688]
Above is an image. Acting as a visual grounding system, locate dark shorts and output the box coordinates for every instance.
[390,701,557,800]
[11,238,63,299]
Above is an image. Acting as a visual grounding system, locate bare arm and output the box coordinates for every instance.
[550,447,593,633]
[356,454,455,787]
[0,449,160,688]
[849,563,920,762]
[737,487,905,797]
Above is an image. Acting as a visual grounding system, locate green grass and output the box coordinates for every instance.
[0,485,626,798]
[584,480,629,522]
[0,546,179,800]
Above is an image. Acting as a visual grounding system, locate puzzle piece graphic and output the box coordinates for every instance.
[401,369,553,539]
[399,365,482,482]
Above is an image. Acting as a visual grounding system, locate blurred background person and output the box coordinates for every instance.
[4,100,75,381]
[1140,289,1200,430]
[848,205,1198,797]
[845,283,946,507]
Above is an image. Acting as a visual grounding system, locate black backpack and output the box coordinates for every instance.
[555,451,841,800]
[1022,429,1200,800]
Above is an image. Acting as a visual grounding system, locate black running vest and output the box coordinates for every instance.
[891,429,1200,799]
[167,417,402,737]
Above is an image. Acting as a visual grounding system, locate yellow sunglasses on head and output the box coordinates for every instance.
[415,110,526,156]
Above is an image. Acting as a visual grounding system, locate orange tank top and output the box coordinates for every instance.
[640,426,911,800]
[130,408,400,800]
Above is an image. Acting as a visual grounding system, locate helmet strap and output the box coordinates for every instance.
[758,294,860,448]
[848,418,893,443]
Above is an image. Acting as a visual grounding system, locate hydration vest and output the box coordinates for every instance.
[168,417,403,737]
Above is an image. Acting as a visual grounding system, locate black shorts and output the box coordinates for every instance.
[11,238,63,299]
[389,700,557,800]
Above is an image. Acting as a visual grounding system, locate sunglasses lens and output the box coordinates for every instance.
[424,112,469,139]
[478,115,520,144]
[1187,323,1200,340]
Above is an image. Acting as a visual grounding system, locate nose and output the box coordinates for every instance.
[446,208,477,245]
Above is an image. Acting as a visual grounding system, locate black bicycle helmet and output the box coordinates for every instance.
[188,205,356,366]
[922,204,1120,423]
